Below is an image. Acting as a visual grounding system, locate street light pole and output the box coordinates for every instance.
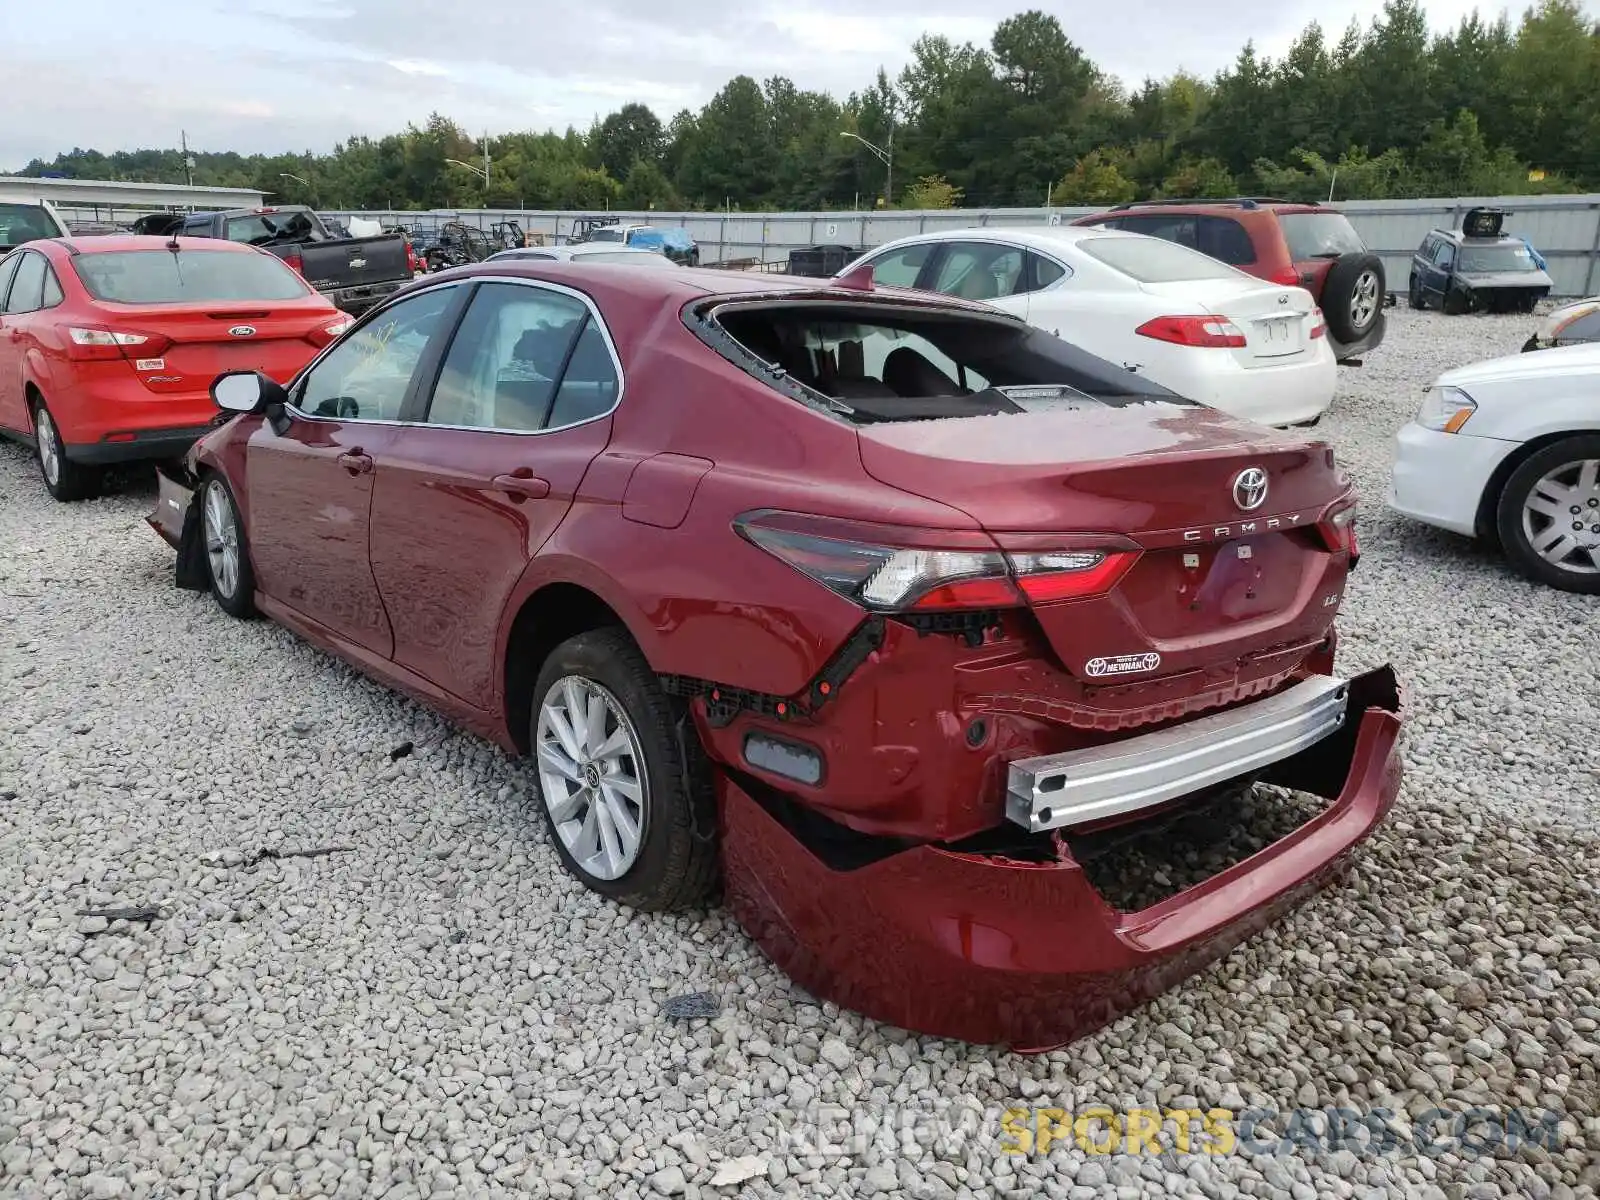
[279,173,315,205]
[839,129,895,207]
[446,157,490,205]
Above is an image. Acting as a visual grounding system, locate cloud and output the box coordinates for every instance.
[2,0,1589,166]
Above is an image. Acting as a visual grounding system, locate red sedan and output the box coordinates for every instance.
[0,235,349,500]
[148,262,1403,1048]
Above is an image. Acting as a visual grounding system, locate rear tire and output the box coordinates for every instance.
[200,475,257,618]
[32,400,101,502]
[531,628,718,911]
[1322,253,1385,343]
[1495,435,1600,594]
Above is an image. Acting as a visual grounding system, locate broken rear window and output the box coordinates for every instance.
[708,301,1188,424]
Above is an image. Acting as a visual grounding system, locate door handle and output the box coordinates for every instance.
[491,470,551,501]
[337,449,374,475]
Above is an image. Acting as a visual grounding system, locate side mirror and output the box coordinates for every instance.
[211,370,288,414]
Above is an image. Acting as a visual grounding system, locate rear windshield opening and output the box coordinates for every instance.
[1279,212,1366,260]
[72,249,312,304]
[712,302,1190,423]
[1077,235,1242,283]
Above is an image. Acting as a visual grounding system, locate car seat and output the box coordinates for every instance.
[883,347,962,397]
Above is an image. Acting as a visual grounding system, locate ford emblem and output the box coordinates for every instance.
[228,325,256,337]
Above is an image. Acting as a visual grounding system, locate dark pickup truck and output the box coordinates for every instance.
[165,206,411,315]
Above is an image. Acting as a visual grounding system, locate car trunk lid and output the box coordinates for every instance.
[1142,278,1319,368]
[97,301,335,394]
[856,404,1351,685]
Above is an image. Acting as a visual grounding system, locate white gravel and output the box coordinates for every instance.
[1,307,1598,1200]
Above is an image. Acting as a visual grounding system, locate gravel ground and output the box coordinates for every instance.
[1,306,1597,1200]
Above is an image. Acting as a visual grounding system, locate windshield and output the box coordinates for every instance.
[585,228,624,243]
[1077,235,1241,283]
[72,250,312,304]
[1459,244,1540,274]
[0,203,62,250]
[224,210,324,246]
[1279,212,1366,259]
[712,303,1186,423]
[573,250,675,266]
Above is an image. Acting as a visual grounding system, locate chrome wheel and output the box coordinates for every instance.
[36,409,60,486]
[203,483,241,599]
[1350,270,1380,330]
[536,675,648,881]
[1522,458,1600,575]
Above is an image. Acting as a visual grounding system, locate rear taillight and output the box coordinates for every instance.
[283,251,305,275]
[1135,315,1247,349]
[66,327,173,362]
[734,513,1139,612]
[1317,500,1359,562]
[1269,266,1302,287]
[305,317,353,348]
[1310,312,1327,339]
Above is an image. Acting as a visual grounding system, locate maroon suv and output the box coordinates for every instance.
[1074,198,1387,365]
[149,262,1403,1048]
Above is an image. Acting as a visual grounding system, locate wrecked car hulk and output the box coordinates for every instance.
[146,261,1404,1049]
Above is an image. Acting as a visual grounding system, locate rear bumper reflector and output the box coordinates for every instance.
[1006,674,1350,832]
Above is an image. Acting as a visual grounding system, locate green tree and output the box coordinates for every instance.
[1050,151,1138,205]
[592,103,664,179]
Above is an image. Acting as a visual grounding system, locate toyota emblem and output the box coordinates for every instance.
[1232,466,1269,511]
[228,325,256,338]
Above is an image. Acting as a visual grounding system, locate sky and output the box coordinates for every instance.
[0,0,1567,169]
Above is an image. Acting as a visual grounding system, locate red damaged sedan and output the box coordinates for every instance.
[147,261,1402,1049]
[0,235,348,500]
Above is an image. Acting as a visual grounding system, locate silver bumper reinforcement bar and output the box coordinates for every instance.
[1005,675,1351,833]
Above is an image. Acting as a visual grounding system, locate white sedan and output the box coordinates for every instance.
[1388,342,1600,593]
[836,225,1336,427]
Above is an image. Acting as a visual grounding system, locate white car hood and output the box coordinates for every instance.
[1439,340,1600,390]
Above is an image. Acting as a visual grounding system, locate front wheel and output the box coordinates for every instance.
[531,628,718,911]
[1496,435,1600,594]
[1443,287,1468,315]
[201,476,257,617]
[33,401,101,502]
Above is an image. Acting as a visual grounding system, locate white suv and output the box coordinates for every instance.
[0,195,70,255]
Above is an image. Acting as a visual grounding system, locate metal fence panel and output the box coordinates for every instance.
[52,194,1600,296]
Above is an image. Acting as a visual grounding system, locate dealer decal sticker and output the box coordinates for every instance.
[1084,652,1162,678]
[136,358,165,371]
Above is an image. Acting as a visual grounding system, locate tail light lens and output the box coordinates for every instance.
[1318,500,1359,561]
[1310,312,1327,339]
[735,513,1139,611]
[305,317,353,348]
[1135,315,1247,349]
[66,327,173,362]
[283,251,305,275]
[1269,266,1303,287]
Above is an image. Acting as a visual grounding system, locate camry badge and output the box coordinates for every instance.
[228,325,256,337]
[1232,466,1269,512]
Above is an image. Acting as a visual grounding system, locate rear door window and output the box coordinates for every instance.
[4,252,46,314]
[1197,217,1257,266]
[863,243,933,288]
[928,242,1025,302]
[1114,214,1199,249]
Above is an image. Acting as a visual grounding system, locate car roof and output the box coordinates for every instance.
[869,224,1152,254]
[48,234,263,255]
[1094,198,1326,215]
[421,259,999,311]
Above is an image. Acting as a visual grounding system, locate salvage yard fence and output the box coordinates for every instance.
[53,193,1600,297]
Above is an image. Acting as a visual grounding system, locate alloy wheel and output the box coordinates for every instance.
[1351,270,1380,330]
[1521,458,1600,576]
[203,484,242,599]
[36,409,60,486]
[536,675,649,881]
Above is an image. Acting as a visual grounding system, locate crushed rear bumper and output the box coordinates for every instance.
[721,665,1403,1050]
